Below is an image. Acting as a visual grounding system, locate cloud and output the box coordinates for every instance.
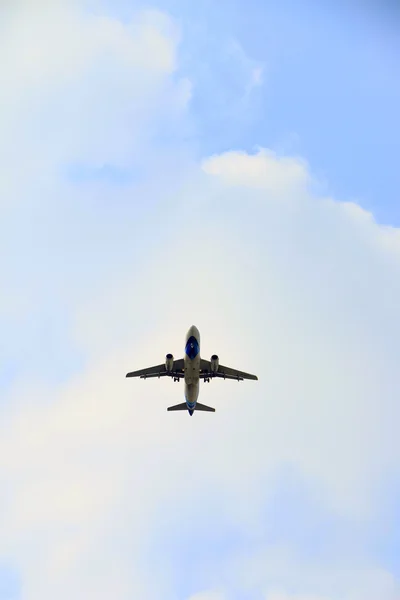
[2,142,400,598]
[1,1,400,599]
[201,148,310,193]
[0,0,190,182]
[187,592,226,600]
[0,0,192,380]
[225,38,265,95]
[251,66,264,87]
[219,542,400,600]
[266,593,329,600]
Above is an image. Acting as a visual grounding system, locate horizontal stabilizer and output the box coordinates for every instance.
[195,402,215,412]
[167,403,188,412]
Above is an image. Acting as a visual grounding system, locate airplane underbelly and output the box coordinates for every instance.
[185,382,199,405]
[184,355,200,385]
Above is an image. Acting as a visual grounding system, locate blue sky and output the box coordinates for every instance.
[75,0,400,225]
[137,0,400,224]
[69,0,400,218]
[1,1,400,599]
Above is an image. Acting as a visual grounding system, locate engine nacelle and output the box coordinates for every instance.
[210,354,219,373]
[165,353,174,372]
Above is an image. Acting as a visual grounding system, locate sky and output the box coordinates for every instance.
[0,1,400,599]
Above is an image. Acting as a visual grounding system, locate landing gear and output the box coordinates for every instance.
[204,378,210,383]
[173,377,180,382]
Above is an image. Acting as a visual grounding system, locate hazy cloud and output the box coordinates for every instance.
[0,1,399,599]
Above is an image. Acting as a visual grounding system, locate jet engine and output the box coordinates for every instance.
[210,354,219,373]
[165,353,174,372]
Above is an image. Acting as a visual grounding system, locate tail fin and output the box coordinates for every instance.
[167,403,188,411]
[194,402,215,412]
[167,402,215,414]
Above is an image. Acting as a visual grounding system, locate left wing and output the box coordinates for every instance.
[126,358,184,379]
[200,359,258,381]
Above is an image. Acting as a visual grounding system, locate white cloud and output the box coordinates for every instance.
[1,143,400,597]
[187,592,226,600]
[0,0,190,179]
[202,148,310,194]
[1,2,179,90]
[0,0,191,323]
[266,593,329,600]
[1,1,400,599]
[251,65,264,87]
[222,544,400,600]
[225,38,265,94]
[263,574,400,600]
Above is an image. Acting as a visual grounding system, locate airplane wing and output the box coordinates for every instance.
[126,358,184,379]
[199,359,258,381]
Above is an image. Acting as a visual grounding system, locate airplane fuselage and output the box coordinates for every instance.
[184,325,201,415]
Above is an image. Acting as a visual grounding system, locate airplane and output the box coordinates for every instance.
[126,325,258,415]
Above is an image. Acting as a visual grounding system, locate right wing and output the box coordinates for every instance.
[200,359,258,381]
[126,358,184,379]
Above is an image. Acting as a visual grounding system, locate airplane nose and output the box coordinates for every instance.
[187,325,200,341]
